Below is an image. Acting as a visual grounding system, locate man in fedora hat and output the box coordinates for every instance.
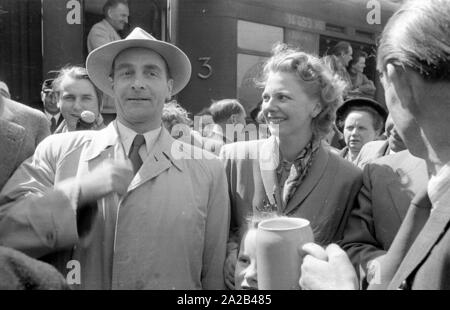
[336,97,388,163]
[0,27,229,290]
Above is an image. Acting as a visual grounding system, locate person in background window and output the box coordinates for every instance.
[323,41,353,97]
[87,0,129,53]
[347,50,376,99]
[41,79,63,133]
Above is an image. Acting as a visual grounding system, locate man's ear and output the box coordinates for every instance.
[385,63,416,111]
[56,95,62,109]
[109,76,114,91]
[166,79,174,100]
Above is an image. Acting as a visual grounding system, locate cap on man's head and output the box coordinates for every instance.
[42,79,54,92]
[86,27,192,97]
[0,81,10,98]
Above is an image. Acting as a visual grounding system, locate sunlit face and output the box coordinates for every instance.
[340,46,353,67]
[352,57,366,73]
[385,114,406,152]
[57,77,99,131]
[261,71,320,140]
[381,71,421,156]
[41,90,60,115]
[108,3,129,31]
[344,110,379,155]
[113,48,173,131]
[235,229,258,290]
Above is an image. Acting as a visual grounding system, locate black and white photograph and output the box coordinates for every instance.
[0,0,449,295]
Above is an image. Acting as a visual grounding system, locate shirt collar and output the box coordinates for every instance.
[116,120,162,156]
[427,162,450,209]
[45,111,61,121]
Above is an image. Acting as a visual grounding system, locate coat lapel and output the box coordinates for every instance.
[82,123,181,193]
[258,136,282,211]
[387,153,428,221]
[0,119,26,189]
[388,191,450,289]
[368,190,431,290]
[82,122,120,162]
[283,144,329,215]
[127,128,181,192]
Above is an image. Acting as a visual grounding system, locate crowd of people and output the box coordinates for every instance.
[0,0,449,290]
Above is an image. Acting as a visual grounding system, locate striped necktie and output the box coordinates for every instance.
[50,117,57,133]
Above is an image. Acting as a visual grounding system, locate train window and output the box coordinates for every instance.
[355,30,374,40]
[237,20,283,114]
[237,20,283,53]
[237,54,267,115]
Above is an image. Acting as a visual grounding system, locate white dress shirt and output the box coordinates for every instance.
[115,120,161,161]
[428,162,450,211]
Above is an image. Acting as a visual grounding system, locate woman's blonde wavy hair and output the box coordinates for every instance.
[257,43,346,139]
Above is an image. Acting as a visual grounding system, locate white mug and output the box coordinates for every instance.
[256,217,314,290]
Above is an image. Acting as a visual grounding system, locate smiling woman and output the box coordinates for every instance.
[220,43,363,290]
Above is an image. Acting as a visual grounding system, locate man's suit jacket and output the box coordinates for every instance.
[368,186,450,290]
[341,150,428,275]
[0,246,68,290]
[354,140,390,169]
[47,114,64,134]
[0,123,229,289]
[0,97,50,189]
[220,136,362,246]
[87,19,121,53]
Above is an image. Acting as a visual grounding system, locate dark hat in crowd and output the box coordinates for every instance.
[42,79,54,92]
[336,97,388,131]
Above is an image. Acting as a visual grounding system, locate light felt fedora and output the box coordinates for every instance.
[86,27,191,97]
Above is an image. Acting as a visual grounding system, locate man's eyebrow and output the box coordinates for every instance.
[114,63,164,72]
[114,63,133,71]
[143,64,163,72]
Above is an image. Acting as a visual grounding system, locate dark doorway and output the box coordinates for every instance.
[0,0,42,110]
[83,0,165,59]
